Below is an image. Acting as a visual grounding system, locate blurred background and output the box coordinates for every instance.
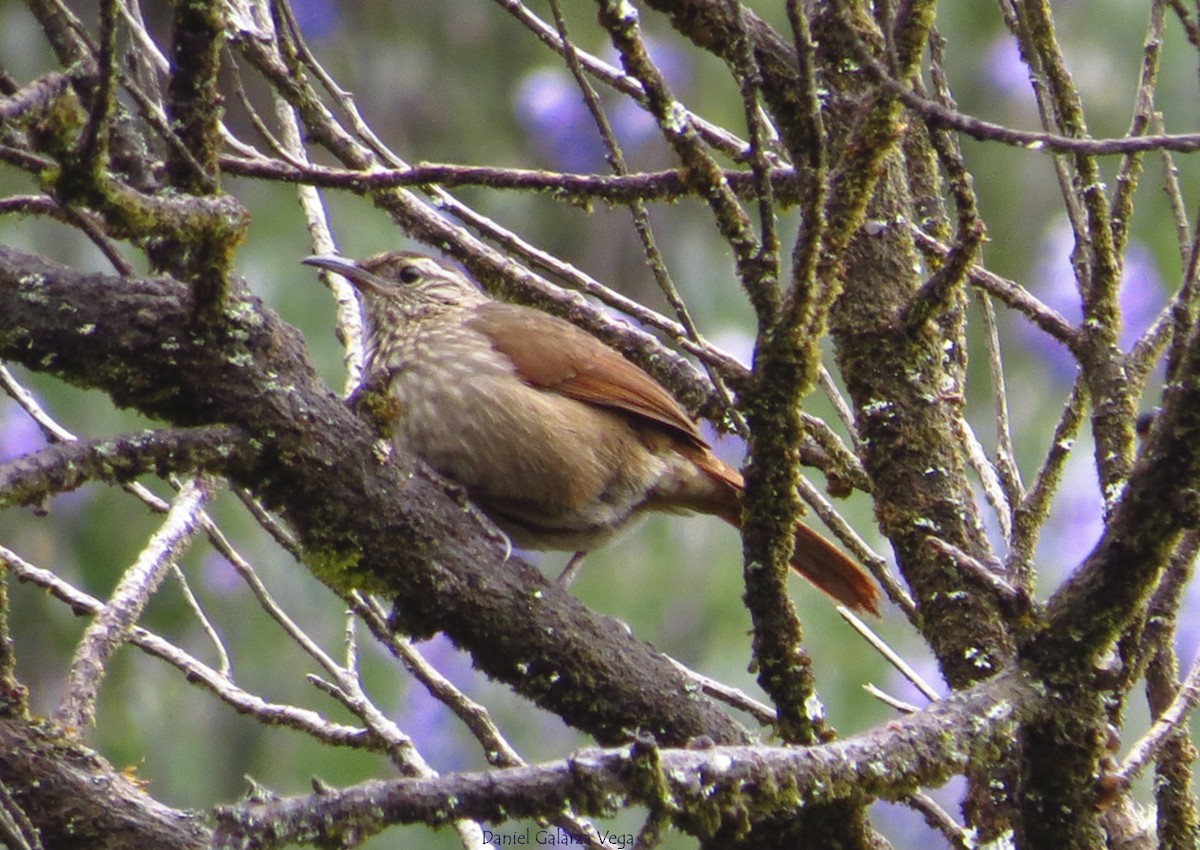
[1,0,1195,846]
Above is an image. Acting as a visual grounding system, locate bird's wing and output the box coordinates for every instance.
[468,302,708,449]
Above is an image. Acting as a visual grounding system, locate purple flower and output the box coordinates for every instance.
[1035,450,1104,589]
[513,68,606,171]
[289,0,339,40]
[1020,219,1163,382]
[513,38,691,171]
[199,550,243,596]
[982,36,1030,103]
[0,400,44,462]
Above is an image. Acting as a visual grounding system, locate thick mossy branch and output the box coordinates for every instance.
[0,716,208,850]
[214,672,1030,849]
[164,0,224,191]
[640,0,814,157]
[801,2,1015,688]
[45,137,249,258]
[1009,225,1200,848]
[156,0,235,317]
[0,426,245,509]
[1026,319,1200,670]
[0,246,749,751]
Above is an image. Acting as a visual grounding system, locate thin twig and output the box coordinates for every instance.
[817,367,860,449]
[1006,378,1087,589]
[236,489,304,558]
[852,11,1200,157]
[1153,111,1192,264]
[862,683,920,714]
[954,416,1013,544]
[221,556,456,828]
[55,478,210,730]
[218,155,800,203]
[979,294,1023,510]
[0,195,130,273]
[1118,651,1200,783]
[925,538,1025,610]
[838,607,940,702]
[170,563,232,679]
[76,0,119,170]
[911,229,1079,350]
[1,544,374,747]
[352,595,525,765]
[664,657,777,726]
[1107,0,1165,259]
[905,791,970,849]
[797,478,915,619]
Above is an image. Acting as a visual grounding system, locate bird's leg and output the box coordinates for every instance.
[555,551,588,586]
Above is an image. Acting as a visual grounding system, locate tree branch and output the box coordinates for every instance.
[0,426,244,509]
[0,245,750,752]
[214,671,1029,849]
[0,716,208,850]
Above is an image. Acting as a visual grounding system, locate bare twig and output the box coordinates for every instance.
[925,538,1026,611]
[838,607,940,702]
[979,294,1023,511]
[954,416,1012,543]
[1118,651,1200,783]
[664,657,776,726]
[905,791,971,849]
[55,478,210,730]
[1006,378,1087,589]
[863,683,920,715]
[817,367,860,448]
[1,544,373,747]
[911,230,1079,349]
[797,478,915,618]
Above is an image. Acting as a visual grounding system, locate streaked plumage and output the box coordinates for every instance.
[304,251,881,614]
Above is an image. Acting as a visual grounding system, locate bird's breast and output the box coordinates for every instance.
[380,324,671,549]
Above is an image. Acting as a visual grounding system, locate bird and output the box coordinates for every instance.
[303,251,881,614]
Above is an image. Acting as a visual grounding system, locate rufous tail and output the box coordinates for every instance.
[691,450,882,615]
[787,522,881,615]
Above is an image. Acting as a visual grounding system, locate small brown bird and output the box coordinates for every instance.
[303,251,880,614]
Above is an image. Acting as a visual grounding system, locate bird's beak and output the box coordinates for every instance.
[302,255,386,294]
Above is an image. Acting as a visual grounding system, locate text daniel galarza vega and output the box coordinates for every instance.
[482,826,636,847]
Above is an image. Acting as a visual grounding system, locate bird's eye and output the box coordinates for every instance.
[398,265,422,284]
